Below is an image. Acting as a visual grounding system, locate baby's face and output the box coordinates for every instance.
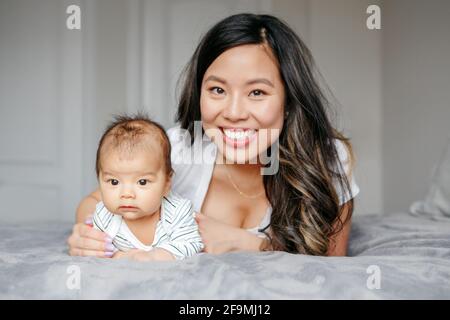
[98,147,171,221]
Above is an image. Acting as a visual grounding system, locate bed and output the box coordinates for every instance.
[1,143,450,300]
[0,211,449,299]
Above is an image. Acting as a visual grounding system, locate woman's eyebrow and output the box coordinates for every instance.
[246,78,274,87]
[204,75,274,87]
[204,75,226,84]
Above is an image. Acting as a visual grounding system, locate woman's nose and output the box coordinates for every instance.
[222,95,249,121]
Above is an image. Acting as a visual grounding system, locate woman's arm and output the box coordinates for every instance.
[195,201,353,255]
[194,212,268,253]
[76,189,101,223]
[326,201,352,256]
[68,189,113,257]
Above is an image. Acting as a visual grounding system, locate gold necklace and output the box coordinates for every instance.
[223,165,265,199]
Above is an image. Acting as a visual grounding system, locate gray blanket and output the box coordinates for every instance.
[1,212,449,299]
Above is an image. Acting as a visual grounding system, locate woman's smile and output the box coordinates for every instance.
[220,127,258,148]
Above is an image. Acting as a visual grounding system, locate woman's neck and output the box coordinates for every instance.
[216,152,265,195]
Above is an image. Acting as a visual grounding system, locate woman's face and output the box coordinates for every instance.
[200,44,285,164]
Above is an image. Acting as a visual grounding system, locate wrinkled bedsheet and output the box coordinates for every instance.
[1,212,449,299]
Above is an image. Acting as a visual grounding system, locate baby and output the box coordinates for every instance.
[91,114,203,261]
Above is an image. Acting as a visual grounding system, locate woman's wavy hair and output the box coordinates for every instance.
[176,13,355,255]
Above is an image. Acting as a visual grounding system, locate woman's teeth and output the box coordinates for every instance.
[223,128,256,140]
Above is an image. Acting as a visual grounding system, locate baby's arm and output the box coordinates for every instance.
[113,199,203,261]
[154,201,204,260]
[113,248,175,261]
[112,248,175,261]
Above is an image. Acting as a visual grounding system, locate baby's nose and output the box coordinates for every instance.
[120,188,135,199]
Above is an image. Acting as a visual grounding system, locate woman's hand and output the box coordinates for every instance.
[68,190,114,257]
[194,212,264,254]
[67,216,115,258]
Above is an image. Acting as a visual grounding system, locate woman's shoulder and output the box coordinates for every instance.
[166,125,186,150]
[333,139,351,172]
[166,125,216,166]
[166,125,216,209]
[166,125,183,140]
[166,125,190,168]
[331,138,360,205]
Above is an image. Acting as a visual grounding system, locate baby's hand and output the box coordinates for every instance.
[112,248,175,261]
[112,249,142,260]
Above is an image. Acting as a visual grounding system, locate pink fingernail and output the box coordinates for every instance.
[105,244,115,252]
[85,218,93,225]
[105,251,114,257]
[105,236,113,243]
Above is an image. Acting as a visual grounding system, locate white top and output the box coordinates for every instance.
[167,126,360,238]
[92,192,204,260]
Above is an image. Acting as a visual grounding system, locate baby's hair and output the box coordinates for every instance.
[95,113,173,178]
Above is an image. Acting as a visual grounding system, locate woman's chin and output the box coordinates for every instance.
[219,146,260,165]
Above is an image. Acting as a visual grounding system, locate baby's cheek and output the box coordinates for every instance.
[101,190,119,209]
[139,193,162,214]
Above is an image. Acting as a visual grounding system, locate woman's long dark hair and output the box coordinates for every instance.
[176,13,355,255]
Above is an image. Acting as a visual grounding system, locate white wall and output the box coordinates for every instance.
[382,0,450,213]
[0,0,84,222]
[309,0,383,216]
[3,0,448,222]
[83,0,385,217]
[274,0,383,216]
[81,0,129,193]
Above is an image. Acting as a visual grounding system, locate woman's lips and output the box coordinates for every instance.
[220,127,257,148]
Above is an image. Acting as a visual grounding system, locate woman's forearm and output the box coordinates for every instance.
[235,229,271,252]
[75,189,102,223]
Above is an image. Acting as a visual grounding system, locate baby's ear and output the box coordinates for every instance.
[163,175,172,196]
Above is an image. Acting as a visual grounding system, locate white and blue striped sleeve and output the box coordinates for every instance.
[155,196,204,260]
[92,201,117,234]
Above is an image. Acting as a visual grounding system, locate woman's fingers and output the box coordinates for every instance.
[69,248,114,258]
[75,236,114,252]
[194,212,205,220]
[84,215,93,226]
[67,223,113,257]
[78,223,111,242]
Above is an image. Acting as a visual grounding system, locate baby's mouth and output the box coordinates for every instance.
[119,206,138,211]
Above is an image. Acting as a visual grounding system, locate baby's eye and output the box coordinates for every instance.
[138,179,149,186]
[108,179,119,186]
[249,89,265,97]
[210,87,225,95]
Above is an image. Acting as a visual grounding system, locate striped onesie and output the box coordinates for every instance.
[92,192,204,260]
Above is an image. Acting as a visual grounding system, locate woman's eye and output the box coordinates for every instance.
[109,179,119,186]
[249,89,265,97]
[138,179,149,186]
[210,87,225,95]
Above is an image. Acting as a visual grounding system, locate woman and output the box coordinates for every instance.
[68,13,359,257]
